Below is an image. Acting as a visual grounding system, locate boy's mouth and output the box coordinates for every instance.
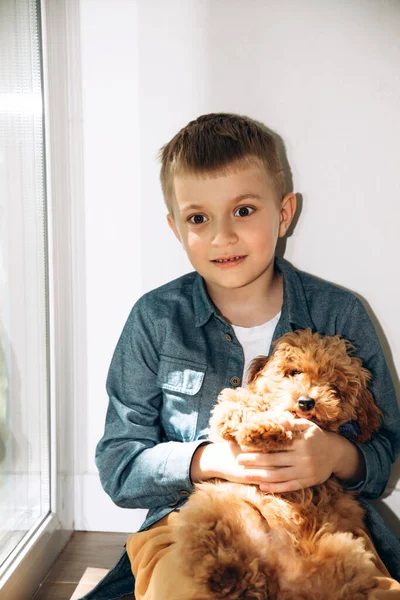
[211,255,246,267]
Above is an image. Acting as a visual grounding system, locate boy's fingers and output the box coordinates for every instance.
[242,468,289,484]
[237,451,292,467]
[242,467,303,486]
[287,418,315,432]
[276,416,296,429]
[258,467,297,483]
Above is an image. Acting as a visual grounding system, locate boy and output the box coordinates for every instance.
[82,113,400,599]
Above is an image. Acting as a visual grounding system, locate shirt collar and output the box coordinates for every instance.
[193,273,216,327]
[192,257,314,330]
[275,257,314,330]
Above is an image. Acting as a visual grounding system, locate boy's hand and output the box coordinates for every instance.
[239,419,366,492]
[191,440,300,485]
[190,433,331,487]
[191,441,255,484]
[190,420,365,491]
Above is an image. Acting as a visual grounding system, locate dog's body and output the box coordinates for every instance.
[175,330,382,600]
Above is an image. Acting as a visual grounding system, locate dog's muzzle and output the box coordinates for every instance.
[297,396,315,411]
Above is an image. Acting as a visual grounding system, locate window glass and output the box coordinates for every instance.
[0,0,50,567]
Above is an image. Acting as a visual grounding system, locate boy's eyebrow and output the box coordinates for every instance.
[180,193,262,213]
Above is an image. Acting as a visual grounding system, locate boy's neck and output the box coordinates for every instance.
[205,267,283,328]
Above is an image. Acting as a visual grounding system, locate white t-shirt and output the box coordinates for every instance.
[232,312,281,386]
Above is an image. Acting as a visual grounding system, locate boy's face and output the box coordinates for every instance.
[167,165,296,296]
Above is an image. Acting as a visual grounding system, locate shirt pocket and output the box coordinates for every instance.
[157,355,207,442]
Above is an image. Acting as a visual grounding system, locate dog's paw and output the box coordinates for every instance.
[209,388,251,442]
[237,420,294,451]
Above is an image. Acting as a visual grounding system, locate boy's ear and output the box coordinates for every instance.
[167,213,182,243]
[278,192,296,238]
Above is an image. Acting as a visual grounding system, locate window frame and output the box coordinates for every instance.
[0,1,84,597]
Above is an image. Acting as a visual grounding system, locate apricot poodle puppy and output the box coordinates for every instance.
[175,329,382,600]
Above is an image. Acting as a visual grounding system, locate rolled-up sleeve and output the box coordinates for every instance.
[340,297,400,499]
[96,298,207,509]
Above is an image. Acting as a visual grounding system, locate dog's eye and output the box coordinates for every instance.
[286,369,302,377]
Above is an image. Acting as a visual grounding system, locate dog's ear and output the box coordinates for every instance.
[354,386,382,443]
[247,355,269,386]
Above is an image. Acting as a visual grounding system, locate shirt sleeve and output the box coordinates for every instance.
[339,296,400,498]
[95,297,207,510]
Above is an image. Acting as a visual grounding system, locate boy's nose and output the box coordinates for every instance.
[210,221,239,246]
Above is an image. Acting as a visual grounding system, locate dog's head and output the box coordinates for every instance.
[247,329,381,443]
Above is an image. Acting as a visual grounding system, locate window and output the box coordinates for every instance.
[0,1,79,597]
[0,0,51,570]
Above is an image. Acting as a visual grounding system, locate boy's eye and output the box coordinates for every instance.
[234,206,255,217]
[189,214,208,224]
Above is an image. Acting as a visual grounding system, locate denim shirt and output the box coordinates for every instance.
[81,257,400,599]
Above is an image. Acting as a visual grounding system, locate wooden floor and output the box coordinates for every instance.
[31,531,131,600]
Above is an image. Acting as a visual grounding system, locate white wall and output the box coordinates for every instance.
[76,0,400,531]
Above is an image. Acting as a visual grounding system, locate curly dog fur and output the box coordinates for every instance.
[175,329,382,599]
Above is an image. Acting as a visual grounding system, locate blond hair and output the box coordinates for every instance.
[158,113,286,212]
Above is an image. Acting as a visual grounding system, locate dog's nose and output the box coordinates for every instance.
[298,396,315,411]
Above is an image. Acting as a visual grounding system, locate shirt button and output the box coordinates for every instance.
[224,333,232,342]
[230,376,241,387]
[179,490,190,498]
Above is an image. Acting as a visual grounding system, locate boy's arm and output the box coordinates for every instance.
[96,298,207,510]
[338,297,400,498]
